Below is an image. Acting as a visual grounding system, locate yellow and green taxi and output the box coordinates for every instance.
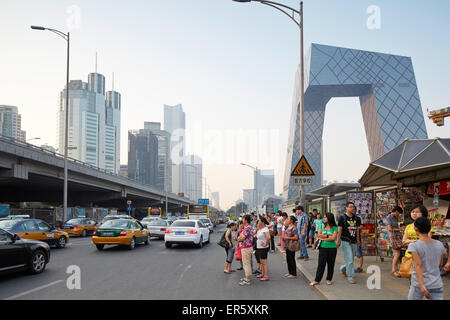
[0,218,69,248]
[58,218,97,237]
[92,218,149,250]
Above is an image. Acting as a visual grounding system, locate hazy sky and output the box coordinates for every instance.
[1,0,449,210]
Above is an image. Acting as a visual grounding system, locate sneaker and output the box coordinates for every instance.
[253,270,262,275]
[257,274,264,278]
[355,267,363,273]
[239,280,251,286]
[260,276,270,281]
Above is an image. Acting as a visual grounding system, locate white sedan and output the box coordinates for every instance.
[164,219,210,248]
[199,218,214,233]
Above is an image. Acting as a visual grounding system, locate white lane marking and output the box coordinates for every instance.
[4,280,64,300]
[177,264,192,285]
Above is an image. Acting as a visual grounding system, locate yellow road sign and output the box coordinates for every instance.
[291,156,315,176]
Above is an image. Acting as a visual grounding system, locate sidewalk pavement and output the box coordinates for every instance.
[274,238,450,300]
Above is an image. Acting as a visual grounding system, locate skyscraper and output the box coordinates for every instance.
[254,169,275,207]
[56,72,121,173]
[243,189,256,211]
[127,129,158,187]
[164,104,185,194]
[211,192,220,209]
[144,122,172,192]
[183,154,202,202]
[0,105,26,141]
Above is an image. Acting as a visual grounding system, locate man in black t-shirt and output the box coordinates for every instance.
[336,202,361,284]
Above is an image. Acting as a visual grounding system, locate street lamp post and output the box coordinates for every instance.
[233,0,305,204]
[241,163,258,215]
[31,25,70,223]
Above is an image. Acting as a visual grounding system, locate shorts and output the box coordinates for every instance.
[309,230,315,239]
[225,247,235,263]
[256,247,270,260]
[356,245,363,258]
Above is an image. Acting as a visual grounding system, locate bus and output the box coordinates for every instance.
[187,205,209,220]
[148,207,162,218]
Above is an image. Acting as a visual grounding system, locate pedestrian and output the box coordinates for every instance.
[336,202,361,284]
[403,205,435,259]
[252,220,262,276]
[276,211,283,246]
[387,206,404,277]
[310,212,339,286]
[236,222,245,271]
[307,212,315,248]
[224,222,238,274]
[313,213,323,250]
[296,206,309,261]
[256,216,271,281]
[283,215,299,278]
[237,215,255,286]
[267,212,276,252]
[280,212,288,252]
[408,217,446,300]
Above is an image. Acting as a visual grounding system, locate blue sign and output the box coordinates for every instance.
[0,204,10,217]
[126,205,132,213]
[198,199,209,205]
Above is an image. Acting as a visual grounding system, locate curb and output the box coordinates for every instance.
[275,245,336,300]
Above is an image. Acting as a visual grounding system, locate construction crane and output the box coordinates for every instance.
[428,107,450,127]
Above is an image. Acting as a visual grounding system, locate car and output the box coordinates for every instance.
[97,214,134,227]
[164,219,210,249]
[145,219,170,239]
[0,227,51,275]
[0,219,69,249]
[140,216,161,228]
[199,218,214,233]
[92,219,149,250]
[58,218,97,237]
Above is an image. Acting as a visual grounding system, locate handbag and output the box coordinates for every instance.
[398,256,413,279]
[288,239,301,252]
[217,231,230,249]
[235,246,242,261]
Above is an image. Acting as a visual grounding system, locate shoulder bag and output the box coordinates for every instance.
[398,256,412,279]
[217,230,230,249]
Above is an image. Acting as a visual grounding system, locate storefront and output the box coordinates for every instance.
[359,138,450,259]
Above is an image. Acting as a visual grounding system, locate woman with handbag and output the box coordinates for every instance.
[282,215,299,279]
[310,213,338,286]
[387,206,404,277]
[223,222,238,274]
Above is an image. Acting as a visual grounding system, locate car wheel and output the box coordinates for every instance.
[29,250,47,274]
[128,237,136,250]
[81,230,87,237]
[205,234,210,244]
[56,236,67,248]
[96,244,104,250]
[197,236,203,249]
[165,242,172,248]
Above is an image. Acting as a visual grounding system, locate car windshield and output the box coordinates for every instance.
[66,219,85,225]
[171,221,196,228]
[101,220,130,229]
[142,217,158,221]
[201,219,211,223]
[148,220,167,226]
[103,216,131,222]
[0,220,18,231]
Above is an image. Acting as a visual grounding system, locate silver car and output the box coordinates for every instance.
[145,219,170,239]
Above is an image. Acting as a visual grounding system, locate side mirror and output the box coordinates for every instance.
[12,234,20,242]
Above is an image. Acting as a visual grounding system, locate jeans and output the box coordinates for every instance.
[315,247,337,282]
[270,235,275,251]
[299,232,308,258]
[340,240,357,280]
[408,286,444,300]
[286,249,297,276]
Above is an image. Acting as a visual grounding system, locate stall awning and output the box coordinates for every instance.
[359,138,450,187]
[305,183,361,201]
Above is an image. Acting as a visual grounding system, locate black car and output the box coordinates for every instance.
[0,228,51,275]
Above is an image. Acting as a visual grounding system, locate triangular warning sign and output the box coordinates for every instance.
[291,155,315,176]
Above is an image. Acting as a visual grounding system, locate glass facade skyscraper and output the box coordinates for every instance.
[284,44,428,200]
[127,129,158,187]
[0,105,26,141]
[57,72,121,173]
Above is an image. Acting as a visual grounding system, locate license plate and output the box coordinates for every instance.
[63,226,72,229]
[175,232,184,235]
[103,232,114,236]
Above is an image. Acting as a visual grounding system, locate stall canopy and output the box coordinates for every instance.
[305,183,361,201]
[359,138,450,187]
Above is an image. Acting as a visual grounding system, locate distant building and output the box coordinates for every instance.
[243,189,256,211]
[164,104,185,194]
[144,122,172,192]
[183,155,202,202]
[57,72,121,173]
[0,105,26,141]
[119,164,128,178]
[211,192,220,209]
[254,169,275,207]
[127,129,158,187]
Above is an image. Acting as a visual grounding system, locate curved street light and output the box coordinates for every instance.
[31,25,70,223]
[233,1,305,204]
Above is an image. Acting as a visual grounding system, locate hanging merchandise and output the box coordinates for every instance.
[347,192,376,256]
[375,189,402,258]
